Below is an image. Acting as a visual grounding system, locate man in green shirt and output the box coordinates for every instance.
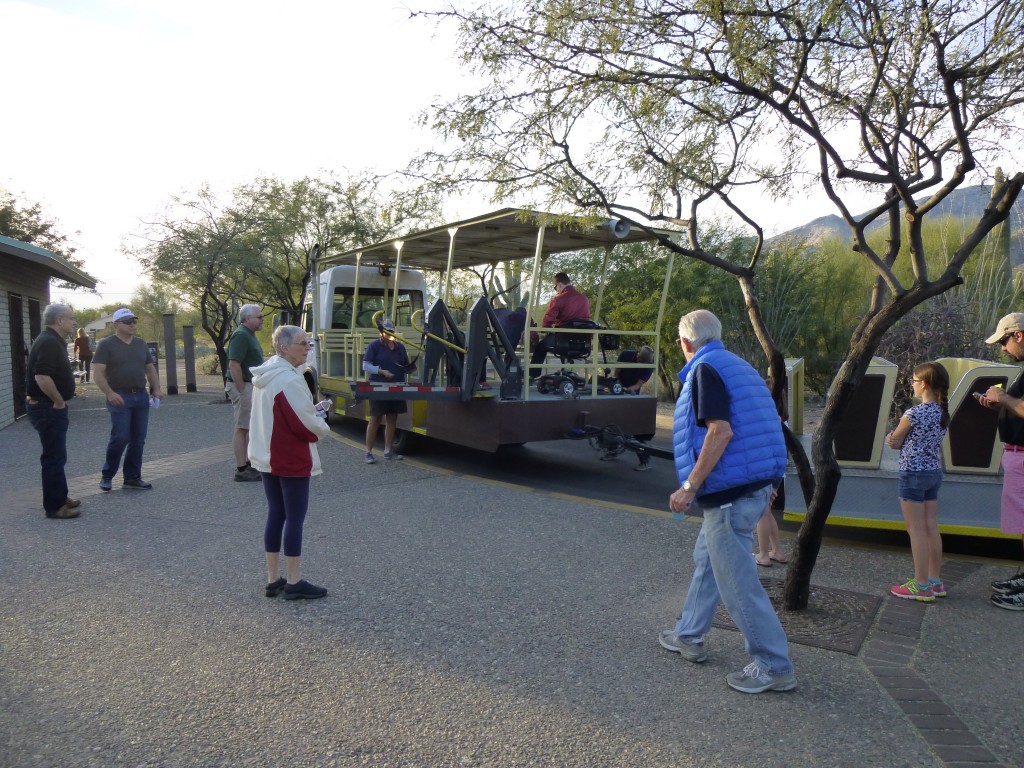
[226,304,265,481]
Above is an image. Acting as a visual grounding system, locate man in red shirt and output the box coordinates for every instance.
[530,272,591,379]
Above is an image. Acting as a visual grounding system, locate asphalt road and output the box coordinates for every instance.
[329,415,681,513]
[332,415,1024,561]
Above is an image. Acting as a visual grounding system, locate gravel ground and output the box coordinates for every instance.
[1,381,1019,768]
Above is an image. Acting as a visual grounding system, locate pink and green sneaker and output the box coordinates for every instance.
[890,579,935,602]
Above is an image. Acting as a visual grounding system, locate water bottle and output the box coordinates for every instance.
[150,396,160,409]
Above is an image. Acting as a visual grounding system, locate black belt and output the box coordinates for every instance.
[116,387,146,394]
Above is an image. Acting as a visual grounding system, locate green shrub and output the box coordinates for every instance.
[197,354,221,375]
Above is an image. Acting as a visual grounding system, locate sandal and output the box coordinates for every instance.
[769,551,788,564]
[754,553,772,567]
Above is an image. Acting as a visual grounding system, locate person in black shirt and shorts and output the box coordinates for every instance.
[362,318,410,464]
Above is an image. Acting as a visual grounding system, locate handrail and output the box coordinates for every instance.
[532,327,656,397]
[370,308,427,353]
[410,308,467,354]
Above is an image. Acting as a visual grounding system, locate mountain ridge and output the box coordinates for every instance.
[773,184,1024,266]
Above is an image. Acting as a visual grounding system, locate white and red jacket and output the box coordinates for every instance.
[247,355,330,477]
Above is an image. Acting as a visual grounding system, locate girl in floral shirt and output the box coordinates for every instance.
[885,362,951,602]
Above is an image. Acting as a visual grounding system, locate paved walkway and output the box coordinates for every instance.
[1,381,1021,767]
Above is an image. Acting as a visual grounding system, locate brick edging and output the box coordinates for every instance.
[862,562,1003,767]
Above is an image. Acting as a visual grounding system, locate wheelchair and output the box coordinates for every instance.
[535,320,622,398]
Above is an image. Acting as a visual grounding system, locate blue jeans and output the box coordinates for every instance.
[102,391,150,480]
[27,401,69,514]
[673,485,794,674]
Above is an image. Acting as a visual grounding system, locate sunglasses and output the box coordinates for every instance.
[1000,334,1015,346]
[119,319,138,325]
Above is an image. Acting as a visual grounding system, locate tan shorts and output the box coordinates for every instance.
[227,381,253,429]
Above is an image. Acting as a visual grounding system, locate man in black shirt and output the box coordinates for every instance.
[26,304,80,519]
[981,313,1024,609]
[93,307,163,491]
[615,345,655,394]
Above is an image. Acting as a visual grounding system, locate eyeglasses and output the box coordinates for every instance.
[119,319,138,325]
[255,315,264,320]
[1000,334,1015,346]
[293,339,313,347]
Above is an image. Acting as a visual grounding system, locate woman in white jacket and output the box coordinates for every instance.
[248,325,331,600]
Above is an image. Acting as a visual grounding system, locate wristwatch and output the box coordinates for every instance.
[682,480,694,493]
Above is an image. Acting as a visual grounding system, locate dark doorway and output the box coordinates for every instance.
[9,293,26,418]
[28,297,40,339]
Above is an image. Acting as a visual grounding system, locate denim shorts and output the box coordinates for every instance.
[898,470,943,502]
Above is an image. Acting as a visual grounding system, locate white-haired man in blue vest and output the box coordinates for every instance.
[659,309,795,694]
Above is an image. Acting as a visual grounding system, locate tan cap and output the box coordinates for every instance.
[985,313,1024,344]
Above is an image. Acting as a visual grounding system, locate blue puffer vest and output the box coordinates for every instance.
[673,341,786,497]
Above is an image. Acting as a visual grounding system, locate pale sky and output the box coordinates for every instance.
[4,1,1017,312]
[2,0,463,309]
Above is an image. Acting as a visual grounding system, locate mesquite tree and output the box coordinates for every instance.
[415,0,1024,608]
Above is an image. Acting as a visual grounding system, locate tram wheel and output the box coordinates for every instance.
[392,428,416,454]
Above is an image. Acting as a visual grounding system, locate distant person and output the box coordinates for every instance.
[363,318,410,463]
[529,272,590,379]
[756,390,790,567]
[884,361,950,602]
[92,308,163,492]
[979,314,1024,610]
[226,304,266,482]
[615,345,655,394]
[248,325,331,600]
[754,484,786,567]
[72,327,94,383]
[659,309,794,694]
[26,304,80,519]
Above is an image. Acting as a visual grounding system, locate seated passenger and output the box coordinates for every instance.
[615,345,655,394]
[494,306,528,350]
[529,272,590,378]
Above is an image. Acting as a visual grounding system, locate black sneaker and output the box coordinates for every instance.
[122,478,153,490]
[990,592,1024,610]
[265,577,287,598]
[234,466,262,482]
[990,570,1024,595]
[99,477,112,492]
[283,580,327,600]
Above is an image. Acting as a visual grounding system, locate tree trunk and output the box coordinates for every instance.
[783,344,874,609]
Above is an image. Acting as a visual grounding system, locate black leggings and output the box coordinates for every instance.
[262,474,310,557]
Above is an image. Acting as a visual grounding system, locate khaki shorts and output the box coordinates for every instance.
[227,381,253,429]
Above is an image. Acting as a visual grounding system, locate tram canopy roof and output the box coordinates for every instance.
[319,208,679,272]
